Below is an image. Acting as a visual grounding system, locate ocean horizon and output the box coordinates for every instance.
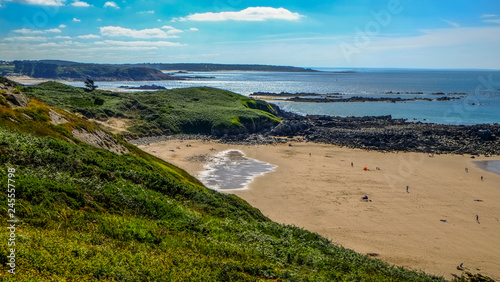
[63,68,500,126]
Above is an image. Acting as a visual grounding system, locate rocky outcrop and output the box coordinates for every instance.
[71,128,129,155]
[49,109,68,125]
[268,115,500,156]
[285,96,434,103]
[131,113,500,156]
[0,77,29,108]
[118,84,167,90]
[4,93,29,108]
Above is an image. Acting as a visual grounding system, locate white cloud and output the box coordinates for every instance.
[189,27,199,32]
[6,0,65,6]
[483,19,500,24]
[55,35,72,39]
[13,28,45,34]
[103,1,118,8]
[161,25,183,35]
[178,7,303,22]
[137,10,154,14]
[3,36,47,41]
[481,14,497,18]
[13,28,60,34]
[38,42,59,47]
[38,40,77,47]
[59,24,67,28]
[100,26,179,39]
[46,28,61,33]
[77,34,101,39]
[95,40,184,48]
[71,0,90,7]
[73,18,81,22]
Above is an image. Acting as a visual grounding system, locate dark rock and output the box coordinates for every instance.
[435,96,461,101]
[118,84,167,90]
[477,129,495,141]
[267,113,500,156]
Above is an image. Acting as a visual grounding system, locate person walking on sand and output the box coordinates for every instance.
[476,214,480,224]
[481,176,483,181]
[465,167,468,173]
[406,185,409,193]
[351,162,353,167]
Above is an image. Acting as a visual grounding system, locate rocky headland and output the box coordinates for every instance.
[268,114,499,156]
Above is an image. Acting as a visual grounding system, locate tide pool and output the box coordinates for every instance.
[198,150,276,190]
[474,160,500,175]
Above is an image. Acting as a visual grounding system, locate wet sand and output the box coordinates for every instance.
[139,140,500,280]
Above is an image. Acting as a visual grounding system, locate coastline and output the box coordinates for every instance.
[139,139,500,280]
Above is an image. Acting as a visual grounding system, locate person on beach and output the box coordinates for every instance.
[351,162,353,167]
[481,176,483,181]
[406,186,409,193]
[465,167,468,173]
[476,214,480,224]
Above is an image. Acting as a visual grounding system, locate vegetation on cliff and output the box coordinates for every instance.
[13,61,173,81]
[24,82,281,137]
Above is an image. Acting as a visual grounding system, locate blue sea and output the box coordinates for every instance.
[65,68,500,125]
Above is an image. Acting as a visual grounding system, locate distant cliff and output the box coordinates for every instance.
[12,60,316,81]
[124,63,318,72]
[13,60,174,81]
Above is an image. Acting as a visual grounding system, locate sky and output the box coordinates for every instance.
[0,0,499,69]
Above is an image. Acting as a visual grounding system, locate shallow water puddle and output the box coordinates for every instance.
[198,150,276,190]
[474,160,500,175]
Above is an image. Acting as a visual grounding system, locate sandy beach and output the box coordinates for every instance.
[140,139,500,280]
[5,75,58,86]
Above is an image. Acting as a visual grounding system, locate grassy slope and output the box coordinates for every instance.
[24,82,280,137]
[0,78,446,281]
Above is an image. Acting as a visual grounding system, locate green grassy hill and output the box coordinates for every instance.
[24,82,281,137]
[0,76,451,281]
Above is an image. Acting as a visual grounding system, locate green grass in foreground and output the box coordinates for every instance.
[24,82,281,137]
[0,94,445,281]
